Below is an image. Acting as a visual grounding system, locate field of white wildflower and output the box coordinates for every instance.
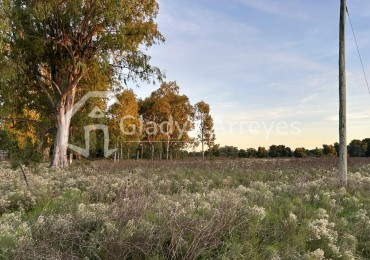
[0,158,370,259]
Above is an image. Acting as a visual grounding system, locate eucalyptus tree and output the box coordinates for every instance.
[0,0,164,168]
[140,82,194,160]
[108,88,140,160]
[194,101,215,160]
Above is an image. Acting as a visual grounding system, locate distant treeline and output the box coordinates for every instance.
[188,138,370,159]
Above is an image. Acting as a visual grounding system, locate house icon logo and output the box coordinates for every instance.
[67,91,121,158]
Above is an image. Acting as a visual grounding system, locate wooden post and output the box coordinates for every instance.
[339,0,347,187]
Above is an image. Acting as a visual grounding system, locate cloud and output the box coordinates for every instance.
[234,0,310,20]
[132,0,370,149]
[301,94,318,104]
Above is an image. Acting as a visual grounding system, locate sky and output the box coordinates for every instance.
[128,0,370,150]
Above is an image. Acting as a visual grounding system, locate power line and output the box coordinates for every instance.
[346,5,370,94]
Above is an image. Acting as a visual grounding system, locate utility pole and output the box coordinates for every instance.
[339,0,347,187]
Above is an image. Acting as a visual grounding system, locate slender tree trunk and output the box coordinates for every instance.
[201,117,205,160]
[114,141,118,162]
[120,142,123,161]
[339,0,347,187]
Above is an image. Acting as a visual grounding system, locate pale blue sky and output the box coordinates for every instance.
[130,0,370,149]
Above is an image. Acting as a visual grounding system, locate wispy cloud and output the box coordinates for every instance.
[234,0,310,20]
[132,0,370,149]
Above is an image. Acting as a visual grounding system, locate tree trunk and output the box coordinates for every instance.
[166,135,170,160]
[202,141,204,160]
[50,106,72,168]
[201,116,205,160]
[120,142,123,160]
[114,143,117,162]
[50,90,75,168]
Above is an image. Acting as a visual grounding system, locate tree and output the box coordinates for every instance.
[268,145,291,157]
[362,138,370,157]
[219,146,238,158]
[322,144,337,157]
[268,145,279,158]
[348,139,367,157]
[281,146,293,157]
[68,61,112,161]
[206,143,220,157]
[139,82,194,160]
[0,0,164,168]
[257,147,268,158]
[194,101,215,160]
[307,147,323,157]
[238,149,247,158]
[246,148,257,158]
[334,142,340,156]
[109,89,140,160]
[293,148,306,158]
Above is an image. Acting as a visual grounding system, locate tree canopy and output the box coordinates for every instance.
[0,0,164,167]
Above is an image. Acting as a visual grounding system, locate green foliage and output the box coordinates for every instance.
[1,131,42,169]
[348,139,367,157]
[268,144,292,157]
[246,148,258,158]
[307,147,324,157]
[219,145,239,158]
[0,0,164,167]
[257,146,269,158]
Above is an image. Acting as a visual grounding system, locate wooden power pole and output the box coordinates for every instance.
[339,0,347,187]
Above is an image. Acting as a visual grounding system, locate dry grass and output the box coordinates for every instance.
[0,158,370,259]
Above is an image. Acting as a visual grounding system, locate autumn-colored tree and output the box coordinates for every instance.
[109,89,140,160]
[194,101,215,160]
[322,144,337,157]
[140,82,194,160]
[0,0,164,168]
[67,60,112,162]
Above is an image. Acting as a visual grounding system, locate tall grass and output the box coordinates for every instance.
[0,158,370,259]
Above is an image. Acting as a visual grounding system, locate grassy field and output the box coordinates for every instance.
[1,158,370,259]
